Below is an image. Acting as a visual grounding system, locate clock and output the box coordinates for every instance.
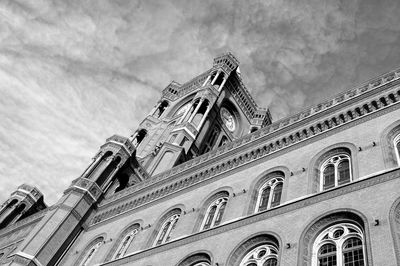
[220,107,235,132]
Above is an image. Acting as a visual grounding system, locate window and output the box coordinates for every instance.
[255,177,283,212]
[112,228,139,260]
[154,213,180,246]
[312,223,365,266]
[79,238,104,266]
[394,134,400,165]
[239,244,278,266]
[320,155,351,191]
[177,252,212,266]
[201,197,228,230]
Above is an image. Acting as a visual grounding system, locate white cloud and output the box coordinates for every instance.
[1,0,400,204]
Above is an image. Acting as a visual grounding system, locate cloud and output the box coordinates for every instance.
[0,0,400,204]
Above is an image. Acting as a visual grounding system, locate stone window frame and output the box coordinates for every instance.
[145,207,183,248]
[75,235,105,266]
[312,223,365,266]
[297,210,372,266]
[192,189,232,233]
[200,194,229,230]
[246,167,289,216]
[380,120,400,168]
[307,143,359,194]
[225,233,281,266]
[389,197,400,264]
[319,154,352,191]
[105,223,141,262]
[176,251,212,266]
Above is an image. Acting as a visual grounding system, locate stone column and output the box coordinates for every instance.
[211,70,221,85]
[188,98,204,123]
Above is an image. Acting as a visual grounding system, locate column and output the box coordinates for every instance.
[218,77,228,92]
[211,70,221,85]
[202,74,212,87]
[197,101,212,130]
[188,98,204,123]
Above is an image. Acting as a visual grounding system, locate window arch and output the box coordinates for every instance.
[255,177,284,212]
[153,209,182,246]
[111,225,140,260]
[299,211,370,266]
[248,170,287,214]
[320,154,351,191]
[226,234,280,266]
[201,196,228,230]
[239,244,278,266]
[78,237,104,266]
[312,223,365,266]
[177,252,212,266]
[394,134,400,165]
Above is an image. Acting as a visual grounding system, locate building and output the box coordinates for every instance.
[0,52,400,266]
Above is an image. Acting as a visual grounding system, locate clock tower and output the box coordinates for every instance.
[134,52,272,177]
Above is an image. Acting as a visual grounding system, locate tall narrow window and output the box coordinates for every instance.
[201,197,228,230]
[255,177,284,212]
[320,155,351,191]
[239,244,278,266]
[112,228,139,260]
[155,213,180,246]
[79,238,104,266]
[312,223,365,266]
[394,134,400,165]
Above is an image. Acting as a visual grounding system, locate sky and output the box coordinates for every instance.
[1,0,400,205]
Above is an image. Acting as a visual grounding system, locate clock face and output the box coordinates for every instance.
[220,107,235,132]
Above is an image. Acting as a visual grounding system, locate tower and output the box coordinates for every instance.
[4,53,272,266]
[133,52,271,176]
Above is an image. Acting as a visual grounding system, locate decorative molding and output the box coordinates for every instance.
[100,78,400,212]
[92,94,400,225]
[98,168,400,265]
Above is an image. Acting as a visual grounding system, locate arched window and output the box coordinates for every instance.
[255,177,284,212]
[394,134,400,165]
[227,234,280,266]
[79,237,104,266]
[112,227,139,260]
[154,213,180,246]
[177,252,212,266]
[154,100,169,118]
[312,223,365,266]
[201,196,228,230]
[239,244,278,266]
[320,154,351,191]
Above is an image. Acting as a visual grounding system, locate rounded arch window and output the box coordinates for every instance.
[239,244,278,266]
[320,154,351,191]
[201,196,228,230]
[78,237,104,266]
[394,134,400,165]
[255,173,284,213]
[177,252,212,266]
[154,210,181,246]
[112,226,139,260]
[312,223,365,266]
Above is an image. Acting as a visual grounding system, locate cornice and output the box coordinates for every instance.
[98,79,400,213]
[92,98,399,226]
[98,168,400,266]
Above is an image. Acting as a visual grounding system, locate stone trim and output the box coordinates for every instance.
[101,76,400,209]
[91,93,400,226]
[0,209,47,238]
[389,196,400,264]
[98,168,400,266]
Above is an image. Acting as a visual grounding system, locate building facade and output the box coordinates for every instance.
[1,52,400,266]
